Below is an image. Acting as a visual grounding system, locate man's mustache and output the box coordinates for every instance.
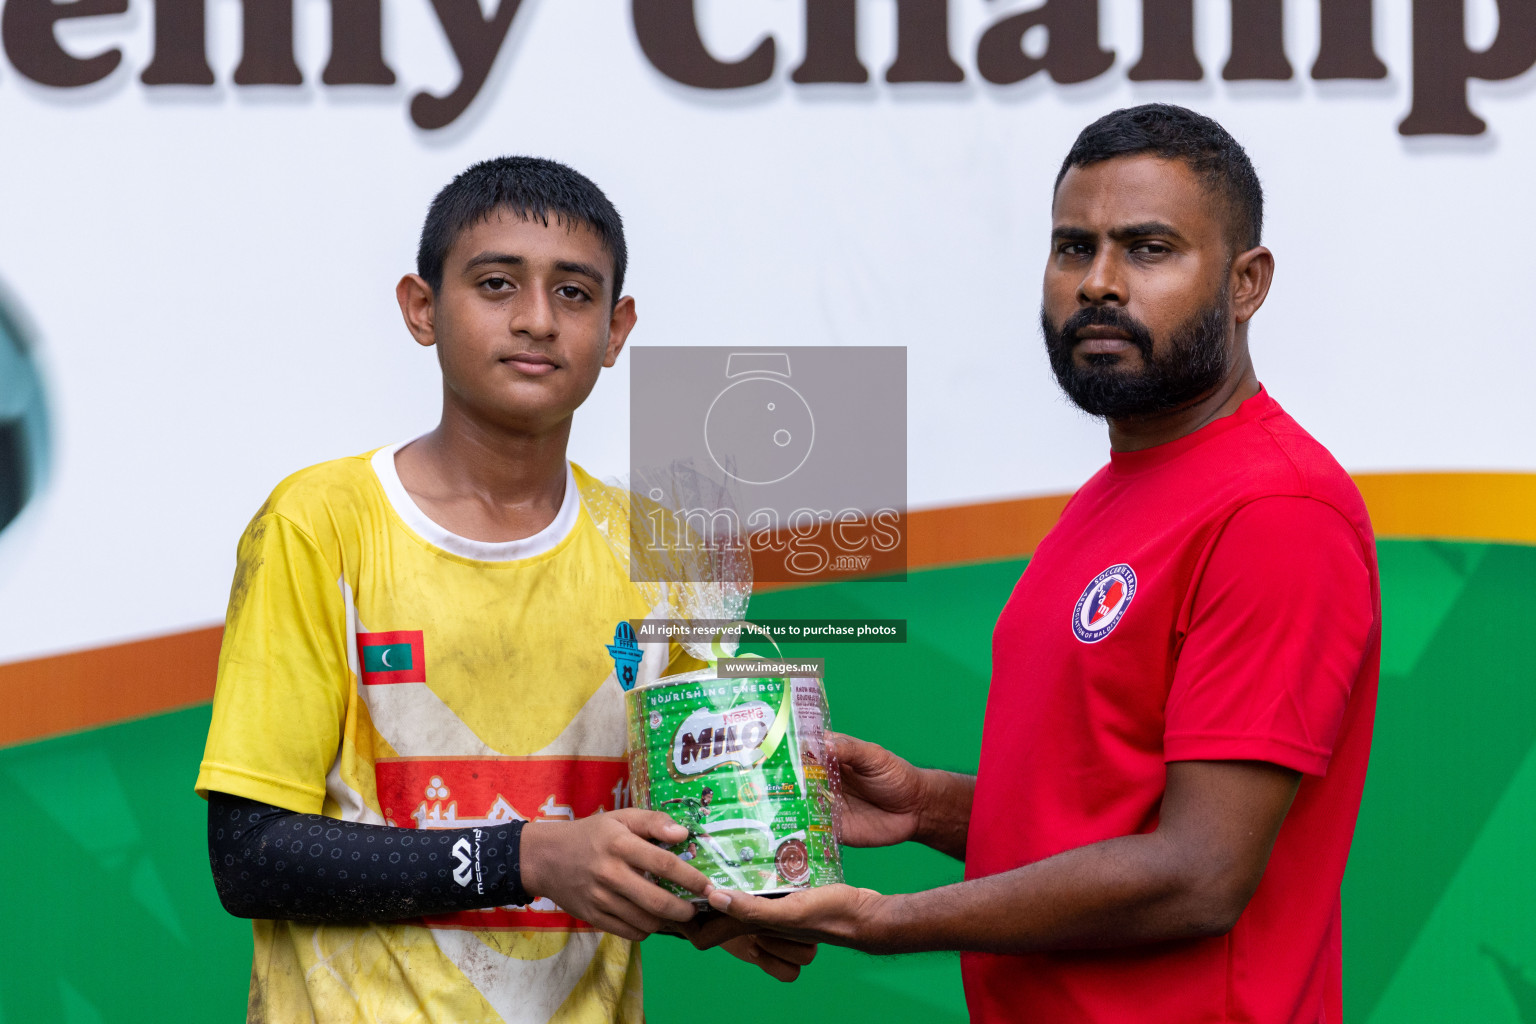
[1051,306,1155,359]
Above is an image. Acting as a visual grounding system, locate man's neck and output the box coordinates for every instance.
[1106,363,1261,454]
[394,405,572,544]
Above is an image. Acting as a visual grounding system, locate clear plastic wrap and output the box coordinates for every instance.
[581,462,845,895]
[577,461,752,662]
[624,666,844,901]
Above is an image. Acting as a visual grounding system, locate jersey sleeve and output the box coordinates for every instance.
[196,510,353,813]
[1164,496,1375,776]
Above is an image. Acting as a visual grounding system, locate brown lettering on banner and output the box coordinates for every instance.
[794,0,870,83]
[1128,0,1202,81]
[975,0,1115,85]
[142,0,391,87]
[792,0,964,84]
[409,0,527,130]
[233,0,303,84]
[632,0,776,89]
[1,0,1528,136]
[886,0,966,82]
[1312,0,1387,79]
[794,0,868,83]
[141,0,214,84]
[1223,0,1293,79]
[1400,0,1536,135]
[324,0,395,85]
[2,0,128,87]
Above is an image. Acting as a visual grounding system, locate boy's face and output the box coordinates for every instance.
[397,210,635,435]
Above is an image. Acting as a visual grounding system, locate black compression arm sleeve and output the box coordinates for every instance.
[207,791,531,923]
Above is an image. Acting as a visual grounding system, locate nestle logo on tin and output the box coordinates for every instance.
[674,704,773,775]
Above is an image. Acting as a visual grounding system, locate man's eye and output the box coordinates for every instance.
[483,277,512,291]
[1132,243,1170,255]
[557,285,590,301]
[1059,243,1091,256]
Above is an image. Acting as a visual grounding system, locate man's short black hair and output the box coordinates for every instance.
[1054,104,1263,252]
[417,156,628,301]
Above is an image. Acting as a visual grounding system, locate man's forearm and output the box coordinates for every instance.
[871,759,1300,955]
[713,760,1297,957]
[864,829,1236,955]
[913,769,975,860]
[208,791,530,923]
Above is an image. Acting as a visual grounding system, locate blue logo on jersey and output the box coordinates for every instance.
[607,621,643,690]
[1072,564,1137,643]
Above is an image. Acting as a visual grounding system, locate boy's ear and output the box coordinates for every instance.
[603,295,638,368]
[396,274,437,348]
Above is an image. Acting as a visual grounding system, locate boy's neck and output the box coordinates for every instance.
[393,409,572,544]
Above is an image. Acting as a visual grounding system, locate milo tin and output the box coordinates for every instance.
[626,668,842,900]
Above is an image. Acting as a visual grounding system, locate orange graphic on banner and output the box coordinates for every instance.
[3,472,1534,747]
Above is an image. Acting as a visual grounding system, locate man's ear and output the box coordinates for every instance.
[396,274,437,348]
[1230,247,1275,326]
[603,295,638,368]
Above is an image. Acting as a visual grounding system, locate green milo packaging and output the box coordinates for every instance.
[626,669,843,900]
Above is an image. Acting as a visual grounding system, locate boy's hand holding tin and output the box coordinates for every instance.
[520,808,711,941]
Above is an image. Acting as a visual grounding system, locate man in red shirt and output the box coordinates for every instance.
[702,104,1379,1023]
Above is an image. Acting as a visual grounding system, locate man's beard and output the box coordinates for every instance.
[1041,289,1232,419]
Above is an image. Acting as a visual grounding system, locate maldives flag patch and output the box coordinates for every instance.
[357,630,426,684]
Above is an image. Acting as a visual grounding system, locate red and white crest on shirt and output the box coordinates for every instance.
[374,756,630,931]
[1071,564,1137,643]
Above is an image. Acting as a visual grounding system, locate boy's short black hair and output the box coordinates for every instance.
[417,156,628,301]
[1055,104,1264,252]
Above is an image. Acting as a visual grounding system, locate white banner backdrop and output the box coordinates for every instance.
[1,0,1532,663]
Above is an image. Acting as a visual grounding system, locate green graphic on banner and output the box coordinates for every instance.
[0,539,1532,1022]
[1364,741,1536,1023]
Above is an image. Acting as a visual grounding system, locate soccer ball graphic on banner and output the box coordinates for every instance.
[0,288,48,538]
[704,353,815,486]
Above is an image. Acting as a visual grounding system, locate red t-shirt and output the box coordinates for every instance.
[963,389,1379,1024]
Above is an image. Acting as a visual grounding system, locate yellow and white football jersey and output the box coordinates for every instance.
[197,444,699,1024]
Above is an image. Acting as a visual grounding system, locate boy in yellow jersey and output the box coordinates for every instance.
[197,157,813,1024]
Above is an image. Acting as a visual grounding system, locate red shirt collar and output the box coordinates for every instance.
[1106,386,1277,477]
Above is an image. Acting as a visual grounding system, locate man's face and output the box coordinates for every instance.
[1042,155,1237,419]
[424,210,633,433]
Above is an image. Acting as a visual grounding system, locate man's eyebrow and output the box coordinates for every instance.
[1051,226,1095,242]
[1051,223,1189,244]
[1107,222,1185,242]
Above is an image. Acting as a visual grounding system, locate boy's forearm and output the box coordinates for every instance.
[208,791,529,923]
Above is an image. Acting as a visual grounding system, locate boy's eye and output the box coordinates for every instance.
[557,285,590,301]
[483,277,512,291]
